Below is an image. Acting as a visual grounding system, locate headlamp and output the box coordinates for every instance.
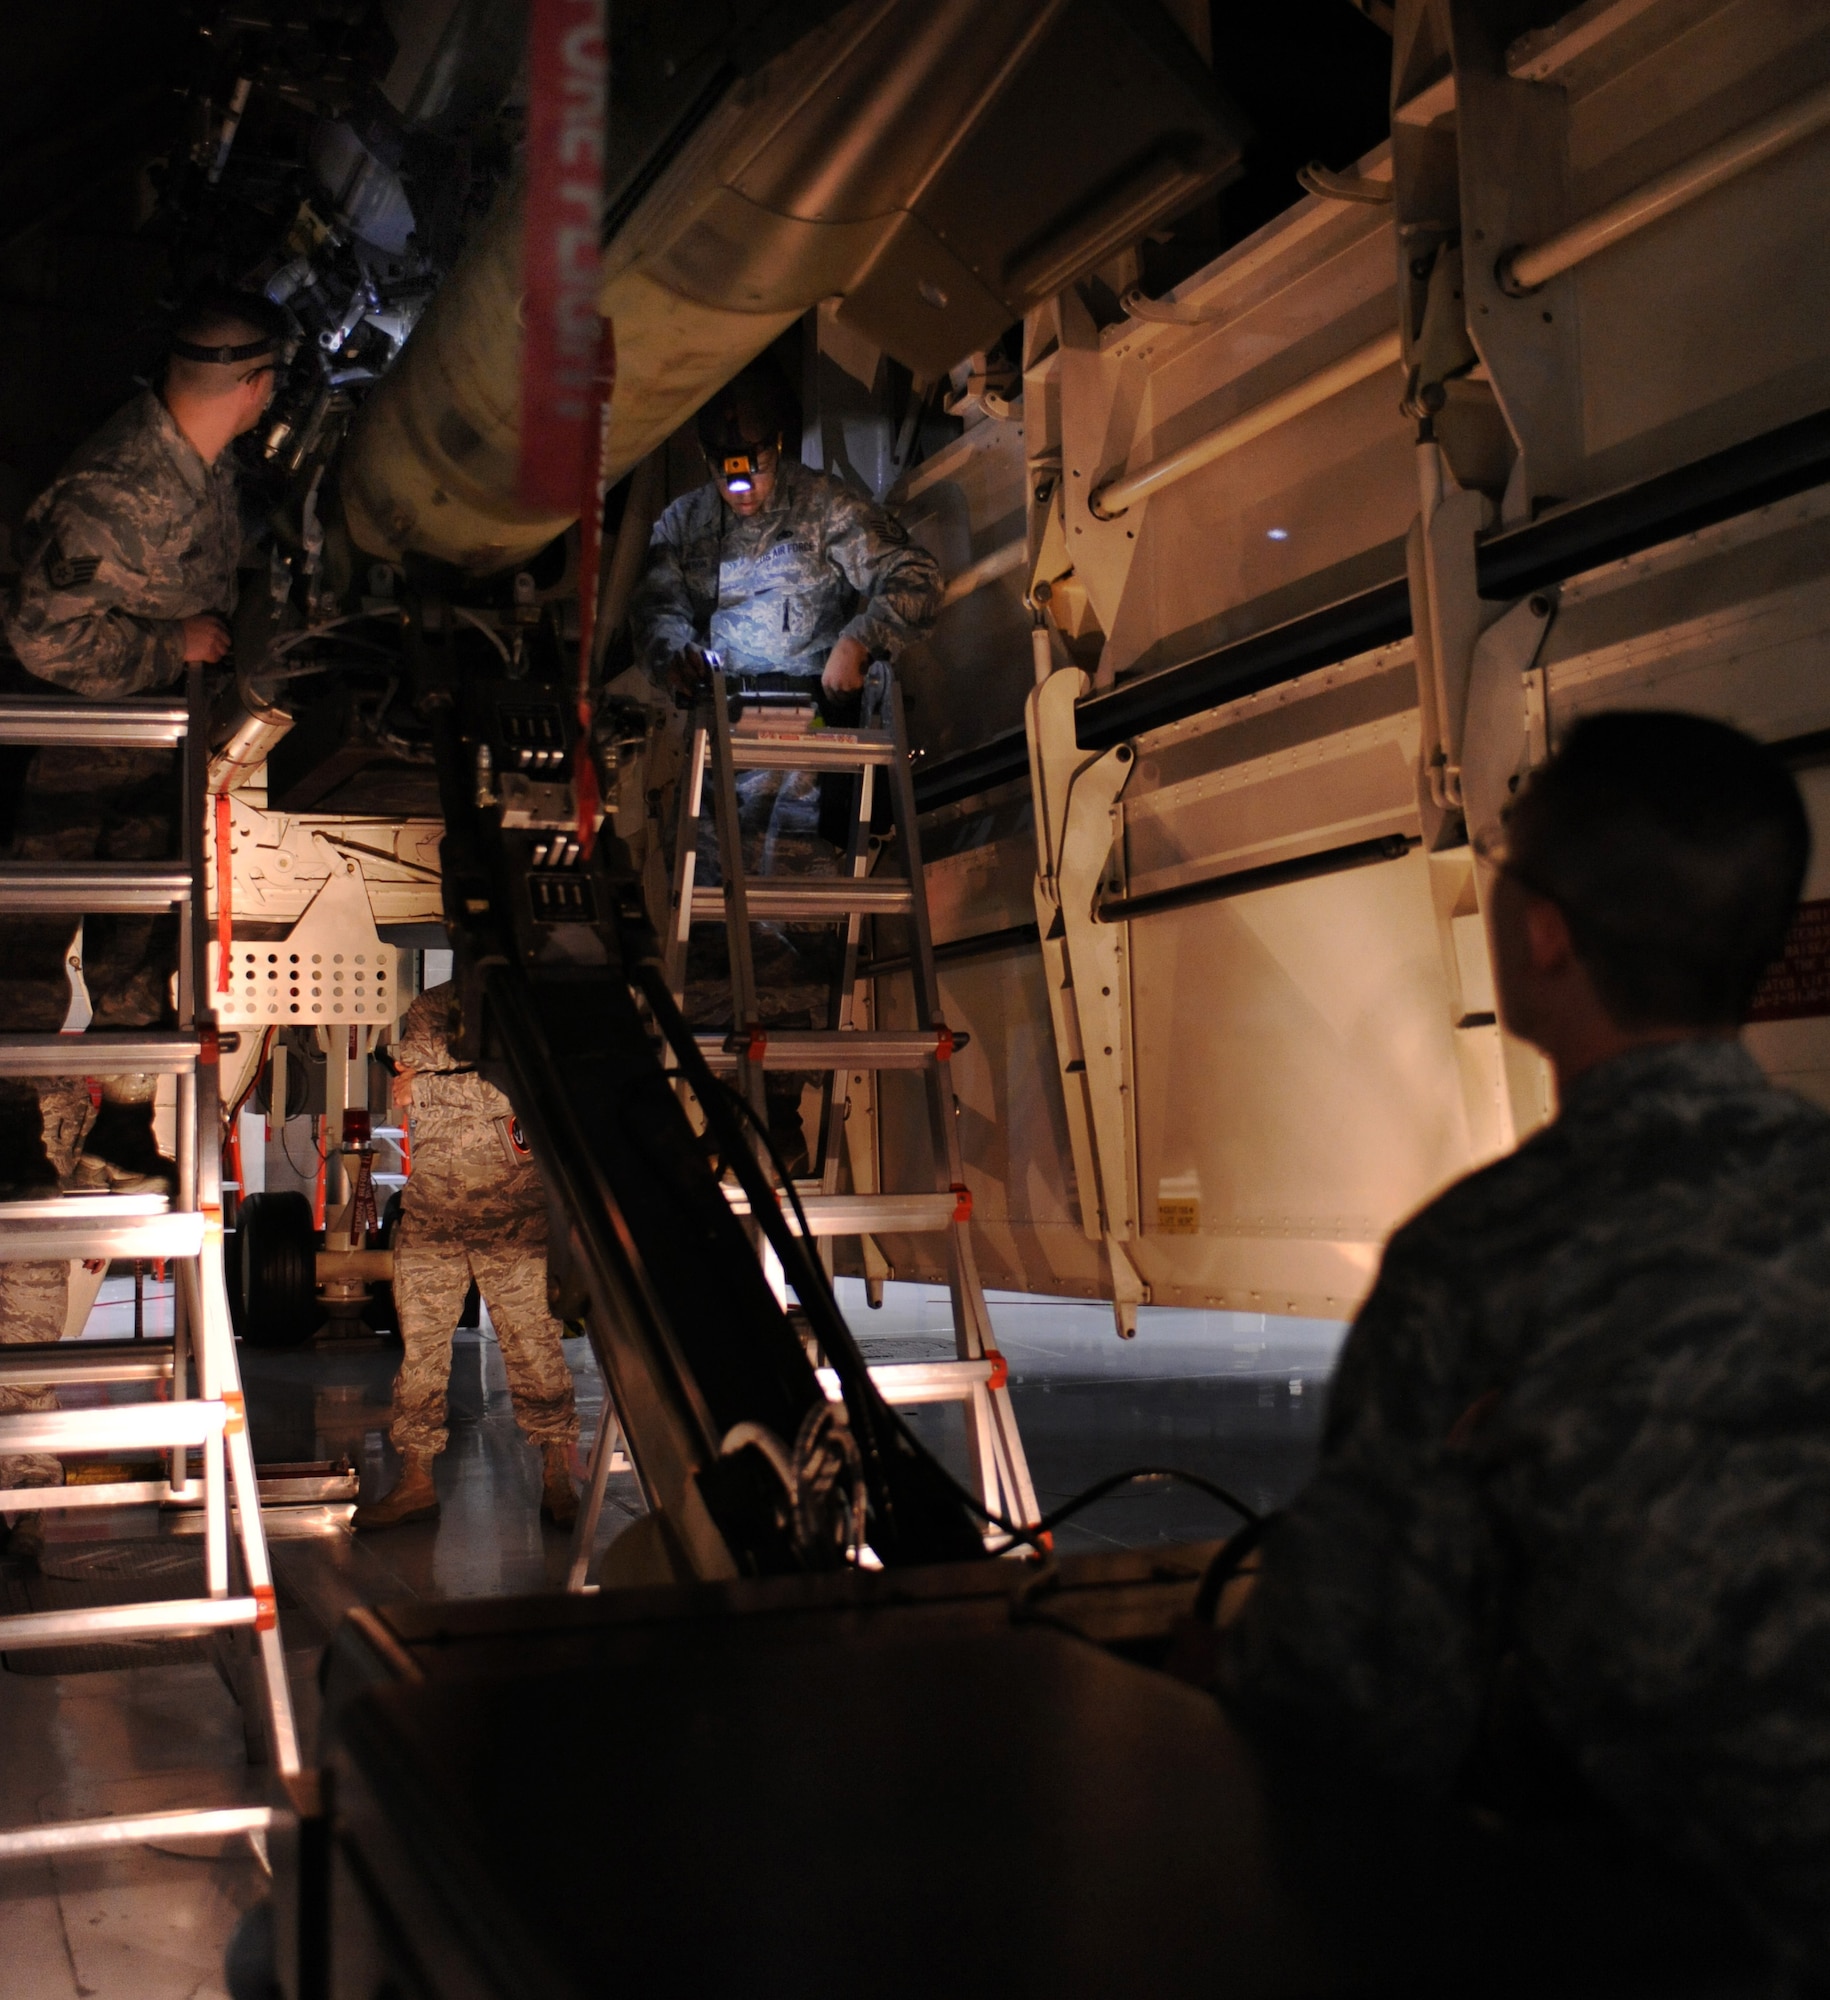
[720,451,757,494]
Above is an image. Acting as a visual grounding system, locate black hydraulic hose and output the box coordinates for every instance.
[630,961,983,1566]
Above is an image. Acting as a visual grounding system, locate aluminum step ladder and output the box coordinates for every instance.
[0,676,299,1862]
[565,664,1037,1582]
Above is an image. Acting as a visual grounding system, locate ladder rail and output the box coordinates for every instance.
[0,669,302,1868]
[706,669,767,1121]
[652,660,1039,1541]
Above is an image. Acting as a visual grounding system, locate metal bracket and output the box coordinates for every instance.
[1025,668,1150,1338]
[1409,441,1501,817]
[1460,587,1560,1145]
[59,919,92,1034]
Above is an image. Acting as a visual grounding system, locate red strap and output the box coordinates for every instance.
[518,0,608,511]
[951,1182,972,1223]
[214,794,232,993]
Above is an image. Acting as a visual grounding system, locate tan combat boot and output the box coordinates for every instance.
[540,1444,577,1528]
[352,1451,439,1530]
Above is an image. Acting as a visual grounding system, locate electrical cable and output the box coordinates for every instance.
[1191,1510,1274,1628]
[669,998,1262,1557]
[634,963,929,1558]
[1034,1467,1261,1539]
[225,1025,277,1131]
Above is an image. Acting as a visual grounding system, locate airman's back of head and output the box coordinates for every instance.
[1503,710,1809,1029]
[165,289,293,402]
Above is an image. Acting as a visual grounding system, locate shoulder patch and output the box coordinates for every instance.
[42,539,100,591]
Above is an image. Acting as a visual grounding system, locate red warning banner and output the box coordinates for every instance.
[519,0,608,512]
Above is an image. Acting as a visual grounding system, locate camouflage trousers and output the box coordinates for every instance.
[389,1214,579,1457]
[0,1077,96,1492]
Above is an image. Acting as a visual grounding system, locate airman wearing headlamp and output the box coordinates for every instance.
[630,352,941,713]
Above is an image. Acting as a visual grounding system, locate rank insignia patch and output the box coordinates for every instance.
[44,540,100,591]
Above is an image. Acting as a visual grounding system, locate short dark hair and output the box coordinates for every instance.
[166,289,291,387]
[1504,710,1809,1028]
[696,352,800,460]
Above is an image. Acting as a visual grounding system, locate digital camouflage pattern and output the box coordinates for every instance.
[0,1078,96,1490]
[4,389,239,697]
[629,456,941,681]
[388,985,576,1456]
[1219,1039,1830,1979]
[389,1232,576,1457]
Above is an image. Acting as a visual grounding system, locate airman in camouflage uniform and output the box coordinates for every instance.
[0,298,277,1552]
[5,387,240,697]
[1219,713,1830,1984]
[0,1080,94,1498]
[353,984,579,1530]
[630,358,940,1172]
[630,451,942,689]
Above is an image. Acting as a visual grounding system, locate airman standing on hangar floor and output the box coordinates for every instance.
[353,983,580,1531]
[0,293,283,1553]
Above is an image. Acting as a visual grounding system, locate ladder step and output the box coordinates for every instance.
[0,699,189,749]
[693,1028,961,1071]
[690,879,912,922]
[727,731,897,772]
[817,1358,994,1407]
[0,1032,202,1078]
[0,1337,174,1387]
[0,1400,224,1456]
[0,1805,275,1862]
[0,1203,203,1263]
[721,1188,964,1236]
[0,1478,177,1514]
[0,862,192,914]
[0,1597,259,1653]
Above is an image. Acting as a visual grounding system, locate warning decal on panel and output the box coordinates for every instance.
[1746,898,1830,1022]
[1155,1172,1202,1236]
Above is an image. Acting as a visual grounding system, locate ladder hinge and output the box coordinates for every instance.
[223,1390,246,1437]
[950,1183,972,1223]
[253,1584,277,1632]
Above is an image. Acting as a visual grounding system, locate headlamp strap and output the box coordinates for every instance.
[169,335,279,365]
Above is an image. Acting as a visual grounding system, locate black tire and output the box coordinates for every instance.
[234,1191,319,1348]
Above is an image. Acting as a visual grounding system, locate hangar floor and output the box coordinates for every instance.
[0,1279,1344,1996]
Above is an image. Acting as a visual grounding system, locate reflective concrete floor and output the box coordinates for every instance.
[0,1277,1345,1994]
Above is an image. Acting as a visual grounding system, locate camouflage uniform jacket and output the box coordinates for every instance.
[393,985,545,1241]
[4,390,240,697]
[1219,1039,1830,1976]
[629,456,940,679]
